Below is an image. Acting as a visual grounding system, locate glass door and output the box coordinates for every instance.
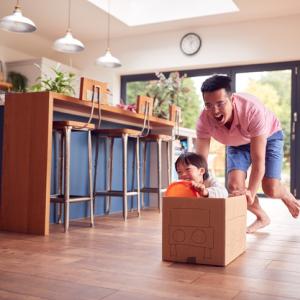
[190,75,227,186]
[235,70,292,194]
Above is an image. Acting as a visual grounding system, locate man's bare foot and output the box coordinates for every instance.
[246,215,271,234]
[282,197,300,218]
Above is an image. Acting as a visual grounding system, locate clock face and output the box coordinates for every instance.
[180,33,201,56]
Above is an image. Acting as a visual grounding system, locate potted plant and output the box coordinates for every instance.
[145,71,189,119]
[29,64,75,96]
[7,71,28,92]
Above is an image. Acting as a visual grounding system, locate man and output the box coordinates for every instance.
[196,74,300,233]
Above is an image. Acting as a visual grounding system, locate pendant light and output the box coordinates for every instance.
[0,0,36,33]
[53,0,84,53]
[96,0,121,68]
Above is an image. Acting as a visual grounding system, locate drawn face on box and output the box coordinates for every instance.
[169,208,214,260]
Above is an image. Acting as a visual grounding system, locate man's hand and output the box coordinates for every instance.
[231,189,254,205]
[192,181,209,197]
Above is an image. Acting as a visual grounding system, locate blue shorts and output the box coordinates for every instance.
[226,130,284,179]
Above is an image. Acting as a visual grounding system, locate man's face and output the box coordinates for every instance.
[203,88,233,126]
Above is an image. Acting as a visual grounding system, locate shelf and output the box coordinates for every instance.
[0,81,12,90]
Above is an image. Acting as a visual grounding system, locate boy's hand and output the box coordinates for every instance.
[192,181,209,197]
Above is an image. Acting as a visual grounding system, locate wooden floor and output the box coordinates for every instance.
[1,198,300,300]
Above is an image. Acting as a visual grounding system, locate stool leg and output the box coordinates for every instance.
[130,139,136,211]
[122,133,128,220]
[52,131,59,223]
[136,137,140,216]
[88,130,94,227]
[93,134,100,214]
[58,131,64,224]
[166,141,171,185]
[106,137,114,214]
[141,141,147,209]
[157,138,162,212]
[64,127,71,232]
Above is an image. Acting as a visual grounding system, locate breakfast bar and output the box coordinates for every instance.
[0,92,175,235]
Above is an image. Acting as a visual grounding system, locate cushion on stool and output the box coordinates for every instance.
[93,128,141,137]
[140,134,172,142]
[53,121,95,130]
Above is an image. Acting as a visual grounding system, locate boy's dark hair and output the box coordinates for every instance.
[175,152,209,180]
[201,74,232,95]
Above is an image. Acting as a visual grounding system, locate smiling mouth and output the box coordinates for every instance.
[214,114,224,122]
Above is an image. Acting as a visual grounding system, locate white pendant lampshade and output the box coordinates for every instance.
[53,0,84,53]
[53,29,84,53]
[96,49,121,68]
[0,1,36,33]
[96,0,121,68]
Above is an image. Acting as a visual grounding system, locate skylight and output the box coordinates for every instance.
[87,0,239,26]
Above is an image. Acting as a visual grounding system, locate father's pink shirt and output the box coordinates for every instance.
[196,92,281,146]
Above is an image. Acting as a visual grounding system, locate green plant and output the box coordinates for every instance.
[30,64,75,96]
[145,72,189,119]
[7,71,28,92]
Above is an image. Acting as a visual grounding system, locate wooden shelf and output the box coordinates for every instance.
[0,81,12,90]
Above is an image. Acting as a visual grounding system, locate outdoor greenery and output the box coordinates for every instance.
[127,70,291,188]
[243,71,291,157]
[127,71,291,156]
[29,64,75,96]
[127,72,200,128]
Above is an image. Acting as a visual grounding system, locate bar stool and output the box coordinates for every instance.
[51,121,95,232]
[93,128,141,220]
[140,104,181,212]
[79,79,150,220]
[140,134,172,212]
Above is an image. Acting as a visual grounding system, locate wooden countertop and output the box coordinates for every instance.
[50,92,175,129]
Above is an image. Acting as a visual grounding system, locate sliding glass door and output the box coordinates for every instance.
[121,61,300,197]
[236,70,292,193]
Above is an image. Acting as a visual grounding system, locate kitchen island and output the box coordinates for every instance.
[0,92,175,235]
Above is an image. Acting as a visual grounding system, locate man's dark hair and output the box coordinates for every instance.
[201,74,232,94]
[175,152,209,180]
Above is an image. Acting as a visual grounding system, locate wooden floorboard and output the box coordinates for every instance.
[0,198,300,299]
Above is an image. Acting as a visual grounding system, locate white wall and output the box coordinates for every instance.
[0,45,34,81]
[76,14,300,103]
[113,15,300,74]
[6,57,81,96]
[2,14,300,103]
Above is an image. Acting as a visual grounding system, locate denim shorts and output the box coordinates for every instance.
[226,130,284,179]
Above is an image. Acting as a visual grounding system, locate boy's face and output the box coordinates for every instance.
[176,162,205,183]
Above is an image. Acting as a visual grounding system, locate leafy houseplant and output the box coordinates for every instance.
[30,64,75,96]
[7,71,28,92]
[145,72,189,119]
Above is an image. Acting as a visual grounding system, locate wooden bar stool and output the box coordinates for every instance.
[140,104,181,212]
[51,121,95,232]
[140,134,172,212]
[79,78,147,220]
[93,129,141,220]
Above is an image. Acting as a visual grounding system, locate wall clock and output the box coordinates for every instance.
[180,32,202,56]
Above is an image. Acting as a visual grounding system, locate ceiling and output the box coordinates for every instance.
[87,0,239,26]
[1,0,300,43]
[1,0,300,62]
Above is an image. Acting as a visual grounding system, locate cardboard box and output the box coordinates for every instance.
[162,195,247,266]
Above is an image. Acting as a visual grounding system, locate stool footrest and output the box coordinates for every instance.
[140,187,167,193]
[95,190,139,197]
[51,195,93,203]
